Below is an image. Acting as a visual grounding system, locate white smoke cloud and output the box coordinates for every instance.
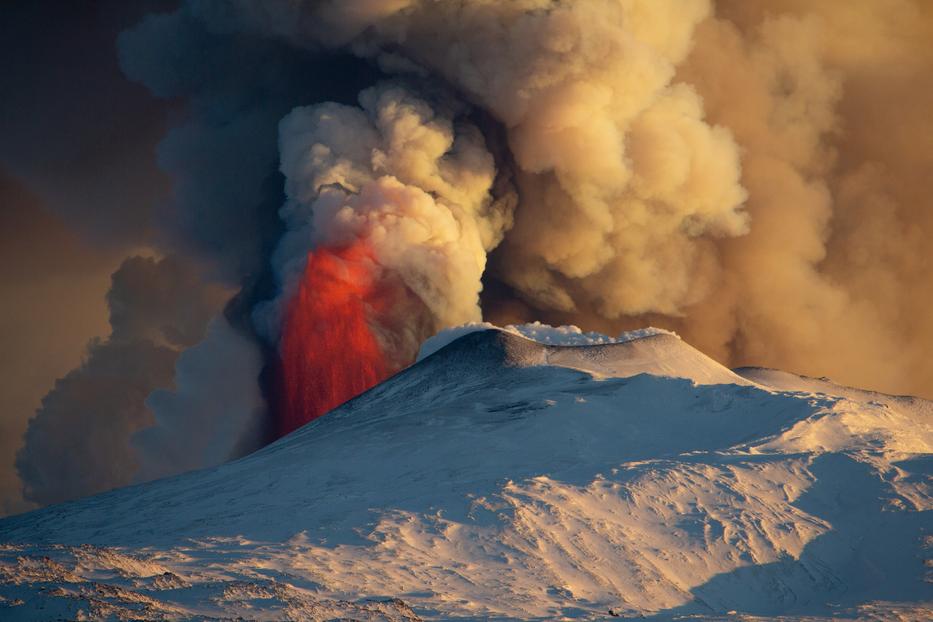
[257,82,516,362]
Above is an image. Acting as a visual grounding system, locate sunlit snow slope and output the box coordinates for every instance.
[1,328,930,621]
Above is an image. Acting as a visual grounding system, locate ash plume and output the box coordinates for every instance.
[215,0,931,399]
[196,0,750,319]
[669,0,933,394]
[7,0,933,512]
[193,0,933,399]
[256,82,516,365]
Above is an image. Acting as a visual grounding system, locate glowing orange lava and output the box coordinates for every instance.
[277,240,389,436]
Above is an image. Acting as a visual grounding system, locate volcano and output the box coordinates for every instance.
[0,326,930,620]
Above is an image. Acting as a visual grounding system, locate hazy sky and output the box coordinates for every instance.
[0,1,175,514]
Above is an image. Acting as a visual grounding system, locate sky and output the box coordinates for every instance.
[1,0,931,516]
[0,1,177,515]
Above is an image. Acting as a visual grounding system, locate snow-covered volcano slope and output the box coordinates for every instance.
[1,328,931,621]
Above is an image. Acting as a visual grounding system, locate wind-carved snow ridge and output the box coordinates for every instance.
[1,326,931,621]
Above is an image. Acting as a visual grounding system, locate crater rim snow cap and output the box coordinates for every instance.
[416,322,677,362]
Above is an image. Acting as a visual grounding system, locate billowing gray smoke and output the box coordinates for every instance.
[199,0,750,320]
[178,0,933,394]
[16,256,227,506]
[9,0,933,511]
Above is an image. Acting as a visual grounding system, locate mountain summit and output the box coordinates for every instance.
[1,326,930,620]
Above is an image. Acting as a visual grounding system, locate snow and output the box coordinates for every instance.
[1,326,930,620]
[416,321,676,360]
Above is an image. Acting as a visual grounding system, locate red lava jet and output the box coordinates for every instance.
[277,240,390,436]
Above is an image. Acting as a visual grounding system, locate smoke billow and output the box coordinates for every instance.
[228,0,930,398]
[666,0,933,395]
[199,0,749,319]
[135,315,267,482]
[8,0,933,511]
[187,0,753,431]
[256,82,517,430]
[259,83,515,360]
[15,256,228,506]
[192,0,933,400]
